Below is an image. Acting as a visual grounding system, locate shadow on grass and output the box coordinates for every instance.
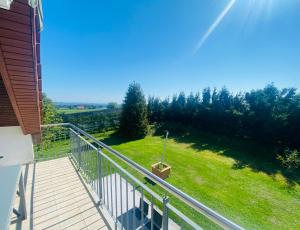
[92,126,300,188]
[91,131,131,147]
[155,124,300,188]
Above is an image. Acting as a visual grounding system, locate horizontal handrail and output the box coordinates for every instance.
[41,123,244,230]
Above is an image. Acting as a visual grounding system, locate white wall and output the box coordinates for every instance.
[0,126,34,166]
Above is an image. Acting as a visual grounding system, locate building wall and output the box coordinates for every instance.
[0,126,34,166]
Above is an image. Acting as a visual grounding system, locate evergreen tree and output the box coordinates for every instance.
[119,83,148,139]
[202,87,211,106]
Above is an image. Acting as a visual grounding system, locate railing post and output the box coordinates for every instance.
[162,196,169,230]
[19,172,27,220]
[97,149,103,204]
[76,133,82,170]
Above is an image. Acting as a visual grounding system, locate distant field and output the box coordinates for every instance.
[57,108,105,114]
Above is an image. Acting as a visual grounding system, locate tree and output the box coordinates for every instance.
[148,96,162,123]
[107,102,119,110]
[119,83,148,139]
[202,87,211,106]
[42,93,62,124]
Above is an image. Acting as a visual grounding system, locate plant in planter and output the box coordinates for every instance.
[151,131,171,179]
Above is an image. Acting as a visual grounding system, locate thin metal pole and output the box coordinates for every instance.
[141,188,144,230]
[106,159,109,210]
[133,186,136,229]
[110,162,113,215]
[150,196,154,230]
[115,170,118,230]
[162,131,169,164]
[41,130,44,161]
[162,197,169,230]
[77,133,81,170]
[126,178,129,230]
[19,172,27,220]
[120,171,123,229]
[98,151,103,203]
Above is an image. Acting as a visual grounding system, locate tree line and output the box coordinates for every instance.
[147,84,300,150]
[42,94,120,133]
[61,109,120,133]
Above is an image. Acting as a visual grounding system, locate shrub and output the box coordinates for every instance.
[277,148,300,170]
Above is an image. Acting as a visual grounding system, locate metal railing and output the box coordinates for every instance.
[34,123,244,230]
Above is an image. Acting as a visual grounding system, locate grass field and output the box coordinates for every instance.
[92,130,300,230]
[36,128,300,229]
[57,108,104,114]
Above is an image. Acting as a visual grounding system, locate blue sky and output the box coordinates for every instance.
[41,0,300,103]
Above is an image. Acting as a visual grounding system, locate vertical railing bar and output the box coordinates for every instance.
[110,161,113,215]
[83,138,85,173]
[120,170,123,229]
[63,128,66,158]
[103,156,106,207]
[133,186,136,229]
[54,129,56,160]
[141,188,144,230]
[55,128,58,159]
[90,146,92,184]
[97,151,100,202]
[41,127,44,161]
[96,151,99,197]
[115,169,118,229]
[150,195,154,230]
[126,178,129,230]
[88,144,90,182]
[162,197,169,230]
[58,129,60,158]
[106,158,109,211]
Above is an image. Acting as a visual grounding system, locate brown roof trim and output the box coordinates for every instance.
[31,7,42,134]
[0,46,26,133]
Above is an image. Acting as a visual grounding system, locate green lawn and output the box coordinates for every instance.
[93,131,300,230]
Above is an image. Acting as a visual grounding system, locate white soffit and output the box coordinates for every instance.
[0,126,34,166]
[0,0,13,10]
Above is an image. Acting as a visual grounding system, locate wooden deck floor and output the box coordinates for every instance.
[10,157,110,230]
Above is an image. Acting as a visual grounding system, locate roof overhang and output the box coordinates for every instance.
[0,0,43,136]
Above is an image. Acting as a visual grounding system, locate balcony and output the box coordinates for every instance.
[8,124,243,230]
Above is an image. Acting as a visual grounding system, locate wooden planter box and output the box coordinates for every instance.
[151,162,171,179]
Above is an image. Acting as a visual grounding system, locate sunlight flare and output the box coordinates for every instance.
[194,0,236,53]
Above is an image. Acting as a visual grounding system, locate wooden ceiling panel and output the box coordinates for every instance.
[0,37,32,49]
[0,19,31,34]
[3,52,32,61]
[9,71,34,77]
[0,10,30,25]
[9,2,31,16]
[5,58,33,67]
[0,77,18,126]
[2,46,33,56]
[6,65,33,72]
[0,28,32,42]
